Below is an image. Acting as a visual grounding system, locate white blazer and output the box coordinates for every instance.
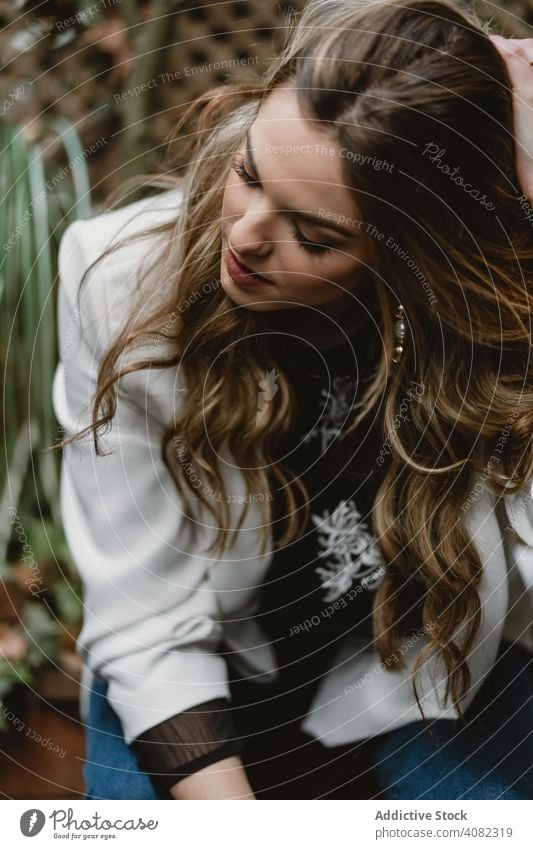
[52,188,533,749]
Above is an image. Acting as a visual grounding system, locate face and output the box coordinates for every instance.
[220,84,369,317]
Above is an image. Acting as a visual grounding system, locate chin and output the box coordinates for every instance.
[220,268,282,312]
[226,292,284,313]
[246,302,287,312]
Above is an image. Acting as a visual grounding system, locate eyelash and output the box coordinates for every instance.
[231,153,332,256]
[231,153,260,188]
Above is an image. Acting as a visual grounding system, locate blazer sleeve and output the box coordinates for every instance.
[52,217,234,746]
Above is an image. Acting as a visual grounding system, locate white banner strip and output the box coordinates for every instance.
[2,799,531,848]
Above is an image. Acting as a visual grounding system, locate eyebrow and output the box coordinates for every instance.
[245,130,358,239]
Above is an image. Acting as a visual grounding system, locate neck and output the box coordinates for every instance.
[272,287,376,350]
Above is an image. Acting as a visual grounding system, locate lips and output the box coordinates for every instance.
[225,247,271,288]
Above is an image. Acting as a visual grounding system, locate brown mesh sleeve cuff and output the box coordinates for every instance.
[129,697,245,794]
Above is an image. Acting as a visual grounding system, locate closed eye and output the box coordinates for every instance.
[231,153,333,256]
[231,153,261,187]
[289,222,332,255]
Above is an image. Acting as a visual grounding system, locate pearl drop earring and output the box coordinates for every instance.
[392,304,406,363]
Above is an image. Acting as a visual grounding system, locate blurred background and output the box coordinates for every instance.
[0,0,531,800]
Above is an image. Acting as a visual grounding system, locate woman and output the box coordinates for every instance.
[51,0,533,799]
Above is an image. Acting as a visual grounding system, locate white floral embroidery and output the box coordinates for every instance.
[303,374,356,452]
[312,498,386,602]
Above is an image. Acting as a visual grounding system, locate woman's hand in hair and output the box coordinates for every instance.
[489,35,533,201]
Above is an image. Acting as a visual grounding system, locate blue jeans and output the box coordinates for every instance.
[83,638,533,800]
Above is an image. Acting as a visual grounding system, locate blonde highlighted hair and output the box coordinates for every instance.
[52,0,533,719]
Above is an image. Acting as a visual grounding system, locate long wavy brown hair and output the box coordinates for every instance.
[52,0,533,719]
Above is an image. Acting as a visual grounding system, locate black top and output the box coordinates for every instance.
[256,318,389,718]
[131,313,392,793]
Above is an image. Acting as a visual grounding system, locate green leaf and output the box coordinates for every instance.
[20,600,59,668]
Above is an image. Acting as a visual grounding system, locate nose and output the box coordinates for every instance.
[229,208,273,259]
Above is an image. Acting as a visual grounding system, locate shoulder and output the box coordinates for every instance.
[56,186,185,356]
[58,185,185,275]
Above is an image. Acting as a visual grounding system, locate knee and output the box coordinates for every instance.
[375,759,529,800]
[371,723,531,800]
[82,759,160,801]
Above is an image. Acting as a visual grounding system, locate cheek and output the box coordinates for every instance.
[286,254,361,295]
[321,247,368,287]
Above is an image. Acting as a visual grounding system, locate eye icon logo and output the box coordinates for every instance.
[20,810,45,837]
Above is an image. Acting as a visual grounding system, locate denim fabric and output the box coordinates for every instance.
[82,638,532,800]
[83,678,170,800]
[369,639,533,800]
